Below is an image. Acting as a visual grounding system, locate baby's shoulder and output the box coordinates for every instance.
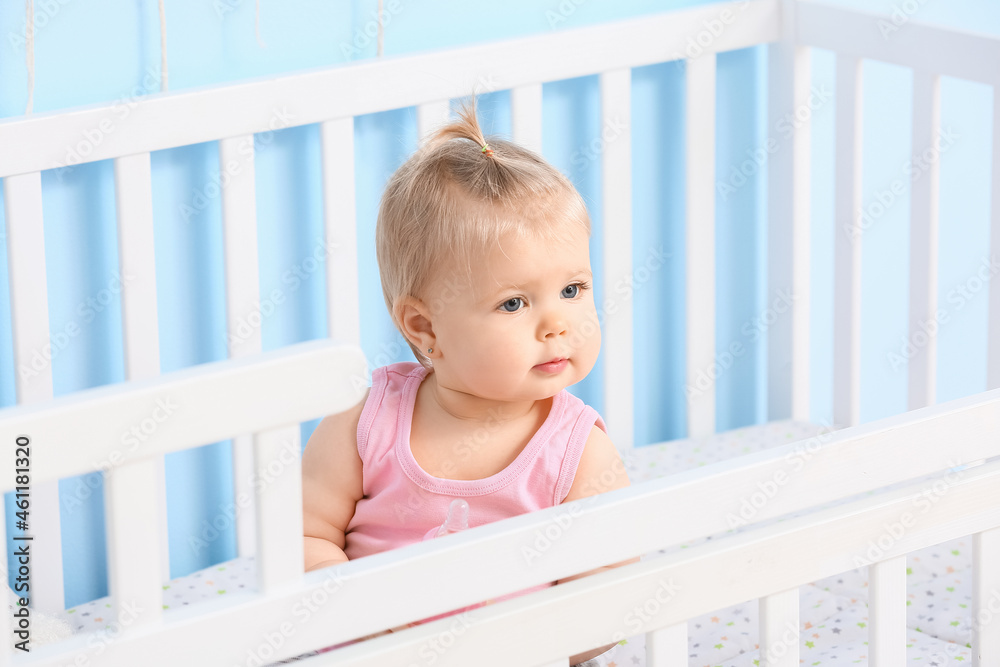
[301,387,371,533]
[302,386,371,472]
[560,424,629,503]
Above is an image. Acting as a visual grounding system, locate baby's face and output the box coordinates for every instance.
[425,224,601,402]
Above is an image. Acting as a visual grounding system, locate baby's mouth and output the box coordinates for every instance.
[533,358,569,374]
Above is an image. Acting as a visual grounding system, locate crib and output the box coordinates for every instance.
[2,0,999,664]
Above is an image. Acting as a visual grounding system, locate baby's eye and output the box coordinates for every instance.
[562,281,590,299]
[500,297,523,313]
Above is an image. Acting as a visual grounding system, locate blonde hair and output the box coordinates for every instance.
[376,95,592,368]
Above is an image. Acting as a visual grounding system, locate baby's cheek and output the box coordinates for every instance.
[572,309,601,350]
[474,338,525,386]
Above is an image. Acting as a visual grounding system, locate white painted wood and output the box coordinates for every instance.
[230,434,255,560]
[254,425,303,592]
[220,135,262,360]
[417,100,451,145]
[685,54,716,437]
[973,527,1000,666]
[0,340,368,491]
[104,460,163,628]
[31,455,1000,667]
[219,134,263,560]
[646,623,686,666]
[3,171,64,613]
[0,1,779,178]
[767,24,812,423]
[600,68,633,450]
[511,82,543,154]
[113,151,168,608]
[907,72,941,411]
[759,588,798,667]
[870,555,906,665]
[989,84,1000,392]
[3,174,52,412]
[798,3,1000,86]
[114,154,161,380]
[833,55,864,428]
[320,118,361,347]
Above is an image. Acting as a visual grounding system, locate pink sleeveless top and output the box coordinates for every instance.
[342,362,606,624]
[345,362,607,562]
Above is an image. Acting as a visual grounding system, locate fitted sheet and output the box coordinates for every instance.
[54,420,977,665]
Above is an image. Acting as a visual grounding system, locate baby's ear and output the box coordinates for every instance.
[395,296,435,348]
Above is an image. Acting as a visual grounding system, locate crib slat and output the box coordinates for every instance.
[511,82,543,154]
[115,154,162,378]
[989,83,1000,392]
[646,623,686,666]
[767,24,812,422]
[759,588,799,667]
[685,54,716,438]
[907,71,941,410]
[254,425,304,592]
[105,460,163,628]
[973,527,1000,665]
[220,135,263,559]
[321,118,361,347]
[600,67,634,450]
[869,555,906,665]
[833,54,863,427]
[418,100,451,144]
[220,135,263,359]
[112,151,168,610]
[3,172,64,614]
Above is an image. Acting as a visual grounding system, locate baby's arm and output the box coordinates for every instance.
[556,425,640,664]
[302,388,370,573]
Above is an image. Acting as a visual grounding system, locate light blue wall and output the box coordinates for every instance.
[0,0,996,608]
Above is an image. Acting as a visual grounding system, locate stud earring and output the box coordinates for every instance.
[427,347,433,354]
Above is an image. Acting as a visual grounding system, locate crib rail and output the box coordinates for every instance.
[321,461,1000,667]
[798,3,1000,84]
[0,340,365,491]
[0,0,777,180]
[9,386,999,666]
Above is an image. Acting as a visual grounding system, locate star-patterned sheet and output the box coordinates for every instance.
[54,420,978,665]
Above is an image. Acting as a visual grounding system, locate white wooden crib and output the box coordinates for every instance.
[2,0,999,665]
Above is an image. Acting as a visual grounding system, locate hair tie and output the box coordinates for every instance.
[481,143,493,157]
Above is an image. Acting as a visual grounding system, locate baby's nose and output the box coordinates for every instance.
[541,311,569,338]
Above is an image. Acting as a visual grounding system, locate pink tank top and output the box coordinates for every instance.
[342,362,606,619]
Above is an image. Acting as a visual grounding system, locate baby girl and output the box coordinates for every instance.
[301,96,637,665]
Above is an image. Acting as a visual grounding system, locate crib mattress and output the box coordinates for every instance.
[54,420,975,665]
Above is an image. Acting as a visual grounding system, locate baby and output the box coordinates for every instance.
[301,96,637,665]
